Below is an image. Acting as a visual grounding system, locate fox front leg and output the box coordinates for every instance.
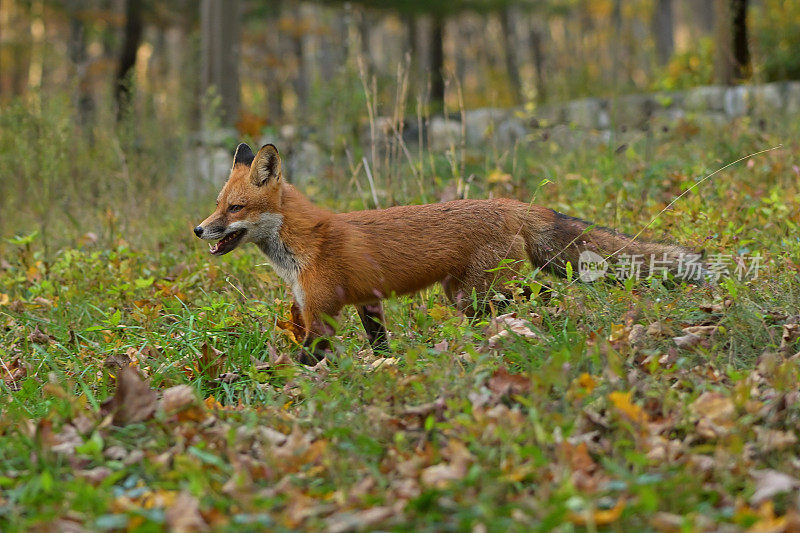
[296,302,339,366]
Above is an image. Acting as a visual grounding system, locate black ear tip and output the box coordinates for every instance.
[233,143,255,166]
[261,143,279,154]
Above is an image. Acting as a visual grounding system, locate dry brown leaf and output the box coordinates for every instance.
[165,491,209,533]
[104,352,131,370]
[370,357,398,370]
[673,333,702,349]
[325,505,397,533]
[646,321,670,338]
[608,391,649,425]
[682,325,718,337]
[421,440,474,488]
[432,339,449,352]
[750,469,800,505]
[690,391,735,439]
[699,300,733,313]
[77,466,112,485]
[217,372,240,383]
[161,385,197,414]
[649,512,685,532]
[628,324,646,346]
[487,313,539,348]
[28,326,53,345]
[102,366,157,426]
[487,367,531,396]
[569,497,626,526]
[754,427,798,452]
[780,324,800,355]
[420,462,467,488]
[199,343,225,380]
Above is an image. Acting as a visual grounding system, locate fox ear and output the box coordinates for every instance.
[252,144,281,186]
[232,142,255,168]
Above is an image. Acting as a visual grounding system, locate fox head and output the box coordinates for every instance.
[194,143,285,256]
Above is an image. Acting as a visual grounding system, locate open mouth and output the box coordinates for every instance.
[209,229,246,256]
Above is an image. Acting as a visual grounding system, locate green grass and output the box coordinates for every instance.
[1,108,800,531]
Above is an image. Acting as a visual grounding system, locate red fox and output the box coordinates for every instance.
[195,143,693,363]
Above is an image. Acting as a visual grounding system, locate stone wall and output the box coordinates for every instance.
[191,81,800,188]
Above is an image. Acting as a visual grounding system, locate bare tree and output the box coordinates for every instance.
[430,14,444,109]
[714,0,750,84]
[116,0,143,120]
[731,0,750,79]
[201,0,242,127]
[652,0,674,65]
[500,7,522,103]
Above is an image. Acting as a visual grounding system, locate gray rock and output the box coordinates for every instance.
[564,98,606,129]
[527,104,565,127]
[609,94,657,130]
[284,141,326,185]
[463,108,508,145]
[724,86,750,117]
[786,82,800,114]
[684,85,726,112]
[494,117,528,148]
[751,82,784,113]
[428,117,462,151]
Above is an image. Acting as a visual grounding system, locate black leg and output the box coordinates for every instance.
[356,303,389,352]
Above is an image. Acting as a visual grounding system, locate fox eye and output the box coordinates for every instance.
[228,204,244,213]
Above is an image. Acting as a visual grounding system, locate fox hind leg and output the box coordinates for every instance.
[356,303,389,352]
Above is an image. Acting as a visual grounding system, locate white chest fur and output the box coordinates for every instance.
[250,213,306,309]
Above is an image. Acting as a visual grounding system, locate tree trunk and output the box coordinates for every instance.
[500,8,522,104]
[291,8,308,118]
[201,0,241,127]
[714,0,733,84]
[68,8,93,125]
[430,15,445,111]
[730,0,750,80]
[693,0,715,33]
[115,0,143,120]
[529,17,546,103]
[652,0,674,65]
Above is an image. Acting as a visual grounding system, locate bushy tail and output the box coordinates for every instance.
[522,209,701,282]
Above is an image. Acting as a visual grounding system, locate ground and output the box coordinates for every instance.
[1,115,799,531]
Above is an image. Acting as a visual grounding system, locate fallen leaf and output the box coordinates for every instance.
[780,324,800,355]
[370,357,398,370]
[754,427,797,452]
[682,325,719,336]
[646,321,670,337]
[487,313,538,348]
[673,333,702,349]
[199,342,225,380]
[750,469,799,505]
[487,367,531,396]
[78,466,112,485]
[325,505,397,533]
[28,326,53,345]
[102,366,157,426]
[700,300,732,313]
[569,497,626,526]
[165,492,209,533]
[690,391,735,439]
[628,324,646,346]
[277,317,304,344]
[161,385,197,414]
[608,391,648,425]
[217,372,240,383]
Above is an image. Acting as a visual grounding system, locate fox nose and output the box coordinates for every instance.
[193,226,204,237]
